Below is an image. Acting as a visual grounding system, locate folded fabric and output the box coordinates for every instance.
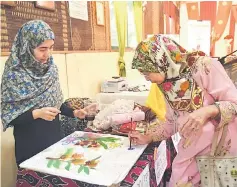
[110,111,145,125]
[93,99,135,130]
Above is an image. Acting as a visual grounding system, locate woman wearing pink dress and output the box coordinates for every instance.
[130,34,237,187]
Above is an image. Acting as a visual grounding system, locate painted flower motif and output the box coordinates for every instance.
[167,44,176,51]
[193,95,201,105]
[180,81,190,92]
[61,136,79,145]
[72,159,86,165]
[72,153,84,159]
[85,159,100,169]
[162,82,173,92]
[87,141,100,148]
[76,140,91,146]
[176,90,185,98]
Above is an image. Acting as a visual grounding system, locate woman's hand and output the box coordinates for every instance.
[33,107,61,121]
[179,105,219,138]
[73,103,98,119]
[73,109,87,119]
[128,131,153,145]
[84,103,98,113]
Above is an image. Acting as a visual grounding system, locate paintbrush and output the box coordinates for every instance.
[128,117,133,150]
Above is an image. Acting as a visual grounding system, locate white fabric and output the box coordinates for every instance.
[96,91,149,110]
[20,131,147,186]
[93,99,135,130]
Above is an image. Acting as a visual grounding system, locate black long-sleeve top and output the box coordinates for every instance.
[10,103,74,166]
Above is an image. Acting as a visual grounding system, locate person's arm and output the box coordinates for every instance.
[194,58,237,127]
[9,107,63,127]
[146,102,176,142]
[129,103,176,145]
[60,103,87,119]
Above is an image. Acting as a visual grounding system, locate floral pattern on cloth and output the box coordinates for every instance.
[175,181,197,187]
[146,119,169,142]
[1,20,63,131]
[216,101,237,129]
[160,78,203,112]
[132,34,189,79]
[190,56,237,128]
[215,139,231,156]
[188,55,211,75]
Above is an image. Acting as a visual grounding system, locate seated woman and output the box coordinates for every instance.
[1,20,89,166]
[129,34,237,187]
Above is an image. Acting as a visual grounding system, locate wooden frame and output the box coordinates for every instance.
[0,1,16,6]
[95,2,105,26]
[35,1,55,11]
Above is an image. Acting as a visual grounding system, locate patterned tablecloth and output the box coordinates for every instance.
[16,138,176,187]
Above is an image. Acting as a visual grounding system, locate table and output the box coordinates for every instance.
[16,138,176,187]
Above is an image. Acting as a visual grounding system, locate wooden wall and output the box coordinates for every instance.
[0,1,111,52]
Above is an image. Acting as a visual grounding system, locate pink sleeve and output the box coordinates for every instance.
[194,58,237,127]
[147,100,176,142]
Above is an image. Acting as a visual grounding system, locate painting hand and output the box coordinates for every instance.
[128,131,152,145]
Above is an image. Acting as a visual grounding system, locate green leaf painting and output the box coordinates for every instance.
[65,148,74,155]
[47,160,54,168]
[78,165,84,173]
[97,137,119,142]
[97,140,108,149]
[65,162,71,171]
[53,160,61,168]
[83,166,90,175]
